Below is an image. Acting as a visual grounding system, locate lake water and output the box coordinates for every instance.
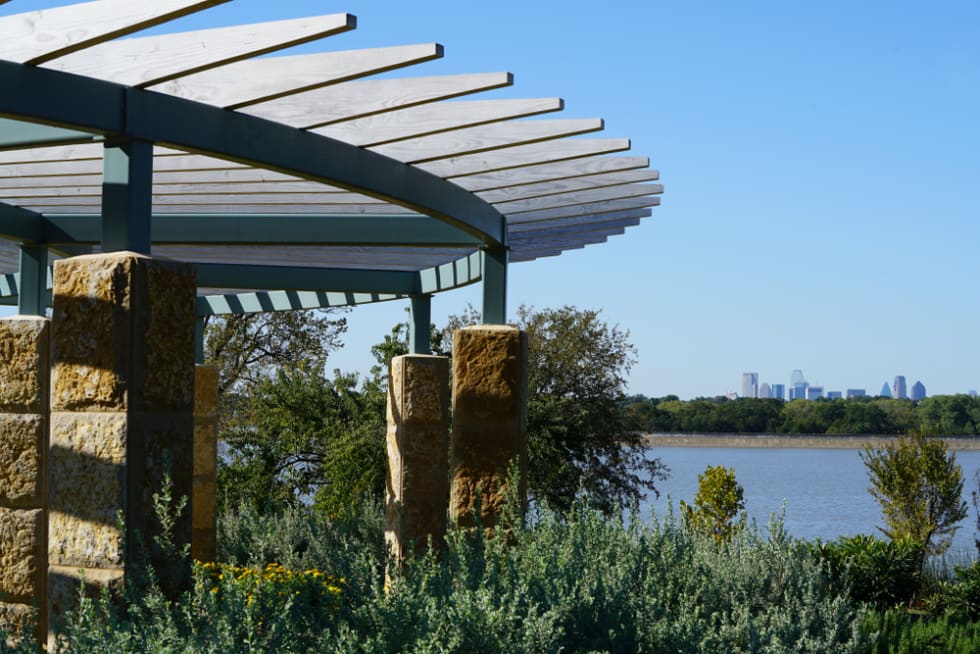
[641,447,980,559]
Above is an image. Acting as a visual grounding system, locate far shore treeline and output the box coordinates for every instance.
[623,394,980,436]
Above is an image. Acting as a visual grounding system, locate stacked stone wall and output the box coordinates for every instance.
[48,252,196,633]
[449,326,528,531]
[193,365,218,562]
[384,355,449,564]
[0,317,49,641]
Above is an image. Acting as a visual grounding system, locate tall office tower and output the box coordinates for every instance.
[827,391,842,400]
[806,386,824,400]
[771,383,785,400]
[893,376,907,400]
[879,382,892,398]
[846,389,867,399]
[910,381,926,401]
[742,372,759,398]
[790,369,806,386]
[759,382,771,399]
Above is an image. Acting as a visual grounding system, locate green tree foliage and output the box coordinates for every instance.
[627,395,980,436]
[217,369,386,517]
[514,305,666,513]
[203,310,348,429]
[860,433,967,557]
[680,465,745,542]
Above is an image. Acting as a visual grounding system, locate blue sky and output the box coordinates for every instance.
[5,1,980,399]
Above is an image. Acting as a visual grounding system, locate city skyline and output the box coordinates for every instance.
[732,369,952,401]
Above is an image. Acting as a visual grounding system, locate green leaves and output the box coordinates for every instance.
[680,465,745,543]
[861,432,967,557]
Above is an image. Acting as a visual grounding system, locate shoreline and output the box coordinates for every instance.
[643,433,980,450]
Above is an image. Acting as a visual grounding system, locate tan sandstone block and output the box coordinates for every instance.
[48,412,127,568]
[193,422,216,477]
[51,253,195,413]
[194,365,218,418]
[47,566,123,632]
[0,508,43,601]
[0,414,44,505]
[450,326,528,530]
[0,317,49,413]
[385,355,449,561]
[0,601,37,642]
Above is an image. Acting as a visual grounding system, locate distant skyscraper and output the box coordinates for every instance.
[771,383,785,401]
[759,382,771,399]
[827,391,842,400]
[806,386,824,400]
[846,389,866,399]
[910,381,926,401]
[879,382,892,398]
[790,370,806,386]
[742,372,759,399]
[893,376,907,400]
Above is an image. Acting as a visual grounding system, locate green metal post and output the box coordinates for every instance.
[195,317,205,364]
[409,294,432,354]
[17,244,47,316]
[481,247,507,325]
[102,139,153,253]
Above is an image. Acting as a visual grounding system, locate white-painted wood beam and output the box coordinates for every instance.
[497,182,663,215]
[1,0,230,64]
[46,14,356,87]
[315,97,563,146]
[370,118,604,164]
[243,72,513,129]
[148,43,442,108]
[421,138,631,178]
[477,168,660,203]
[455,156,651,192]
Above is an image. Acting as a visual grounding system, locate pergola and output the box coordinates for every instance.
[0,0,662,353]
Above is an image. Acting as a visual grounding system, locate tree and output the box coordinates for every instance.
[680,465,745,542]
[217,368,386,517]
[515,305,667,513]
[860,432,967,558]
[204,310,348,429]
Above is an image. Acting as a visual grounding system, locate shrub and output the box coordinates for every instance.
[864,608,980,654]
[680,464,745,542]
[809,534,924,610]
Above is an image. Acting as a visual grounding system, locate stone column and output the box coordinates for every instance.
[385,355,449,564]
[449,326,528,531]
[192,365,218,563]
[0,317,49,642]
[47,252,196,632]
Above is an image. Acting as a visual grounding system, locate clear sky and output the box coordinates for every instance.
[5,1,980,399]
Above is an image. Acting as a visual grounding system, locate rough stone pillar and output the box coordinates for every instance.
[193,365,218,562]
[449,326,528,531]
[385,355,449,564]
[0,317,49,642]
[47,252,196,633]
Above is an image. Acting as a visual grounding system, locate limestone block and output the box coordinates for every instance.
[48,412,127,569]
[0,601,37,642]
[0,317,49,413]
[51,253,195,413]
[385,355,449,561]
[47,566,123,632]
[194,365,218,418]
[450,326,528,530]
[192,480,216,530]
[0,508,43,601]
[0,414,44,505]
[193,422,217,478]
[191,528,215,564]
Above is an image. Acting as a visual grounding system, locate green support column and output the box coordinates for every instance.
[17,245,47,316]
[194,317,205,365]
[409,295,432,355]
[101,139,153,254]
[481,247,508,325]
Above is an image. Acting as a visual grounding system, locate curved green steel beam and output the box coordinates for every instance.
[41,213,482,246]
[0,60,506,246]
